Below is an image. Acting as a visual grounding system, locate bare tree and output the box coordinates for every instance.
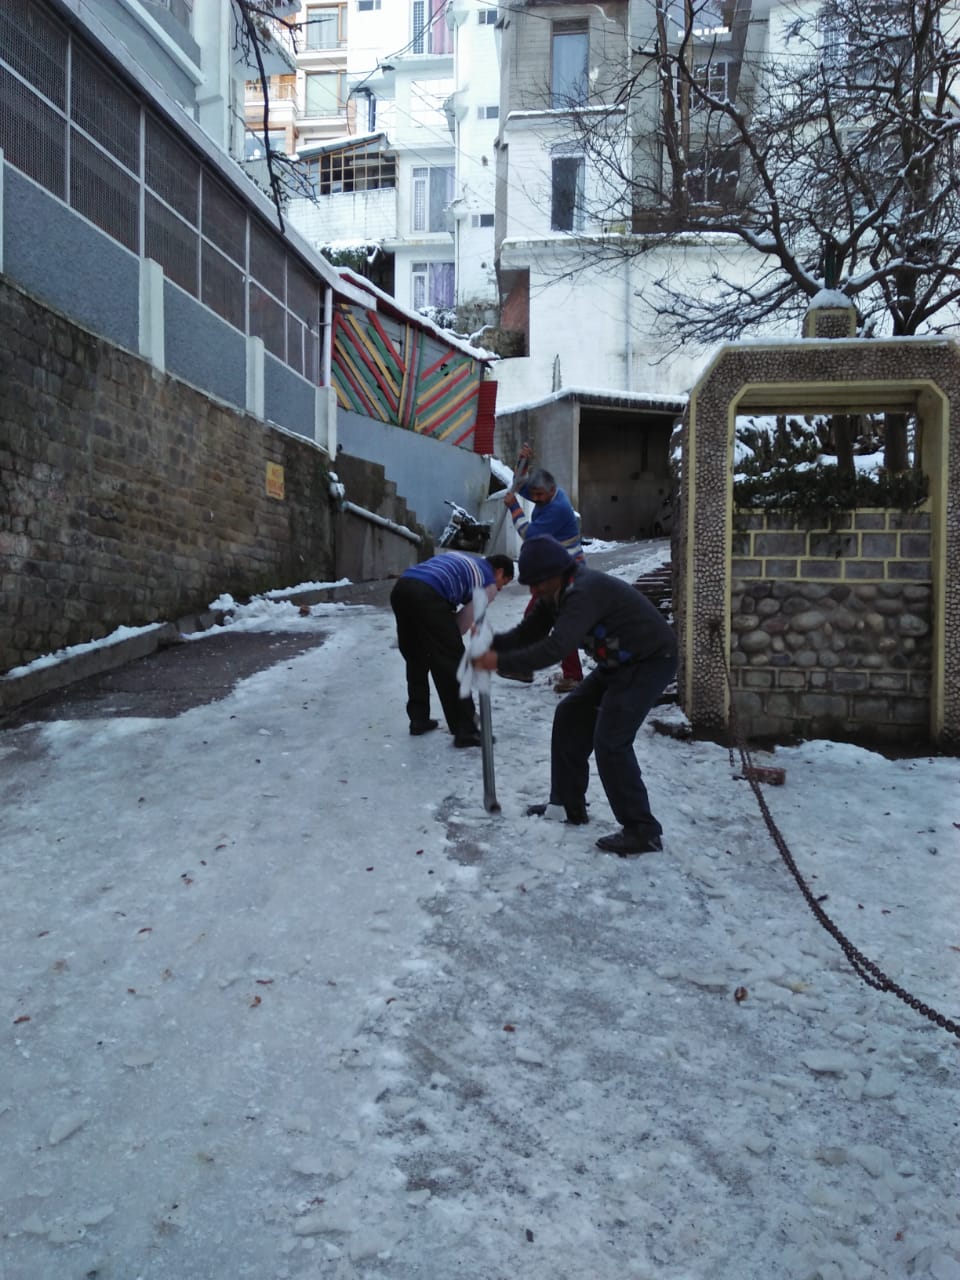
[232,0,315,232]
[565,0,960,467]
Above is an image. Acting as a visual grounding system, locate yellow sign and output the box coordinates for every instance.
[265,462,285,500]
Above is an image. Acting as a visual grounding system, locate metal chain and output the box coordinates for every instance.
[709,619,960,1042]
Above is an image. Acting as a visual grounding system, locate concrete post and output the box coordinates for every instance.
[138,258,165,372]
[246,335,265,419]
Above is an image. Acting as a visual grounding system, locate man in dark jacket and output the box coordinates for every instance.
[473,535,676,854]
[391,550,514,747]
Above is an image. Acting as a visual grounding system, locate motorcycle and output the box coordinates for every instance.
[438,500,492,553]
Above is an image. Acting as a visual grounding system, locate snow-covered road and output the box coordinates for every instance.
[2,544,959,1280]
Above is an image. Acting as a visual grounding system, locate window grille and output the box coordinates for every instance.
[0,63,66,198]
[201,240,246,330]
[71,45,141,172]
[249,282,287,360]
[70,131,140,252]
[145,191,199,296]
[202,174,247,266]
[0,0,68,110]
[145,114,199,225]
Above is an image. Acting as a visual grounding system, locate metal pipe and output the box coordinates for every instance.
[341,501,422,544]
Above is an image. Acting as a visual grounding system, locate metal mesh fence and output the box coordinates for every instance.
[201,240,246,331]
[145,192,199,296]
[70,130,140,252]
[145,114,199,225]
[202,173,247,266]
[0,64,66,198]
[71,45,140,173]
[0,0,67,110]
[0,6,328,384]
[287,314,304,376]
[249,219,287,300]
[249,283,287,360]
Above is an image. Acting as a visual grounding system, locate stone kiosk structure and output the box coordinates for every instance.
[675,302,960,750]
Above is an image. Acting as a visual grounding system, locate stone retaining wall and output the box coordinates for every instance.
[0,279,336,673]
[730,509,932,741]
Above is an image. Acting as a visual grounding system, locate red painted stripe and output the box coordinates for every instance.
[417,364,473,417]
[339,319,399,413]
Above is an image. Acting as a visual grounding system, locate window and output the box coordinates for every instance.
[305,71,344,116]
[357,0,380,9]
[478,7,497,22]
[306,4,347,50]
[412,261,455,310]
[478,104,499,119]
[551,155,583,231]
[686,145,739,206]
[412,0,453,55]
[471,212,495,228]
[305,142,396,196]
[244,130,286,160]
[551,20,588,108]
[691,60,729,103]
[412,164,454,232]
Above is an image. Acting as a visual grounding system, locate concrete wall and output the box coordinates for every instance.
[337,410,491,538]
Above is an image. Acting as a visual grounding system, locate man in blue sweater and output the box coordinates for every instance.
[391,550,514,747]
[473,535,676,855]
[502,443,584,692]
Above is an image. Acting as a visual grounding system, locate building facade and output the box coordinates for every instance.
[276,1,499,328]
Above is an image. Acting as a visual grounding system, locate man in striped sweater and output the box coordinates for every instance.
[391,550,514,747]
[503,443,584,692]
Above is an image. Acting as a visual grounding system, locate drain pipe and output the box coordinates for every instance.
[329,472,423,545]
[341,501,422,545]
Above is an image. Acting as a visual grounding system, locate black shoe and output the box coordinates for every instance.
[526,802,589,825]
[595,828,663,857]
[453,731,482,748]
[498,671,533,684]
[409,719,439,736]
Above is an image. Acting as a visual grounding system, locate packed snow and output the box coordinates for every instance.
[1,540,958,1280]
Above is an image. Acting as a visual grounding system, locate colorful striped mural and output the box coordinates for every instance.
[332,304,481,447]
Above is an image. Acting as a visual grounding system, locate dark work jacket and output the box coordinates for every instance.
[492,565,676,674]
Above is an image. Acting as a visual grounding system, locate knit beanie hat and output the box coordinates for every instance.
[517,534,575,585]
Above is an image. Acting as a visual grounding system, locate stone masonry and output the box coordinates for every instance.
[0,280,336,673]
[730,510,932,742]
[677,336,960,749]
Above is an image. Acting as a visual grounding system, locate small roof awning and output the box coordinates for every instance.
[296,133,390,161]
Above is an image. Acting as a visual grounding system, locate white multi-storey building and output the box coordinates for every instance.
[491,0,769,409]
[281,0,498,325]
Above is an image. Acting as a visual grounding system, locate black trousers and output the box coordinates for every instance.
[549,652,677,837]
[390,577,477,735]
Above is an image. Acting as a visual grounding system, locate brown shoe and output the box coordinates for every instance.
[554,678,581,694]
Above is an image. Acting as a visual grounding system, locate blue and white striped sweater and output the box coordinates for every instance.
[402,551,494,607]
